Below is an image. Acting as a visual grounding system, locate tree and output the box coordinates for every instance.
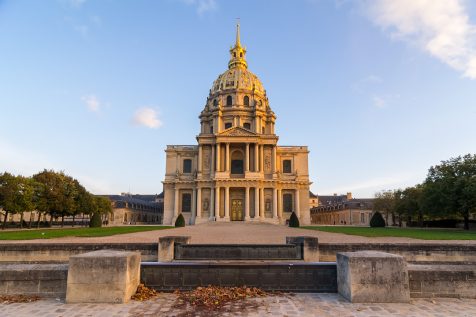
[370,211,386,227]
[0,173,20,229]
[423,154,476,230]
[288,211,300,228]
[373,190,395,225]
[175,213,185,227]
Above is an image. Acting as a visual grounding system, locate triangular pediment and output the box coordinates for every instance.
[218,126,257,137]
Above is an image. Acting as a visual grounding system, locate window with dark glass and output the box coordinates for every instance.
[181,193,191,212]
[210,126,213,133]
[225,122,232,129]
[213,99,217,107]
[231,159,244,174]
[243,122,251,130]
[183,159,192,173]
[244,95,250,106]
[226,95,232,106]
[283,160,292,173]
[283,194,293,213]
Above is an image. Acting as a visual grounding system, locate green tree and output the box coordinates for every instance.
[373,190,395,225]
[423,154,476,230]
[175,213,185,227]
[370,211,386,227]
[0,173,20,229]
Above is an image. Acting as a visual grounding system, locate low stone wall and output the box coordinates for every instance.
[0,243,157,263]
[0,263,67,298]
[174,244,301,261]
[408,264,476,298]
[141,262,337,292]
[319,243,476,263]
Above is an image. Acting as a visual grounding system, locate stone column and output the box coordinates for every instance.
[260,187,265,219]
[174,188,179,219]
[216,143,221,172]
[273,188,278,219]
[272,146,277,173]
[295,188,300,218]
[224,186,230,220]
[211,145,215,175]
[254,187,259,219]
[215,186,220,219]
[210,186,215,220]
[254,143,259,172]
[226,143,230,172]
[245,143,250,172]
[196,188,202,219]
[191,188,196,223]
[277,189,282,219]
[260,145,264,172]
[198,145,202,173]
[245,186,250,220]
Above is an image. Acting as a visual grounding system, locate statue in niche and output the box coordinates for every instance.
[264,151,271,172]
[265,199,271,211]
[203,198,209,211]
[203,150,210,170]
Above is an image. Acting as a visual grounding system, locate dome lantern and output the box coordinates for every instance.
[228,22,247,70]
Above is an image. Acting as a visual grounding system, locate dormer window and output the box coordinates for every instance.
[226,96,232,106]
[225,122,232,129]
[213,99,217,107]
[243,123,251,130]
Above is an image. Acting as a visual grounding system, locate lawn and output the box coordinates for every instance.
[0,226,173,240]
[301,226,476,240]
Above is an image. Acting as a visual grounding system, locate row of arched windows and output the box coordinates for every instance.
[213,95,251,107]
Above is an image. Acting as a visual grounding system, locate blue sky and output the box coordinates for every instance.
[1,0,475,197]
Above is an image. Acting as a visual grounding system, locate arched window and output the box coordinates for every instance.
[226,95,232,106]
[243,122,251,130]
[213,99,217,107]
[243,95,250,106]
[240,52,243,57]
[225,122,232,129]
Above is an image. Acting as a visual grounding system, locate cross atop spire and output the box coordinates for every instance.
[228,21,247,69]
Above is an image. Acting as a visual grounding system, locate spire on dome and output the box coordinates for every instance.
[228,21,247,69]
[235,20,241,47]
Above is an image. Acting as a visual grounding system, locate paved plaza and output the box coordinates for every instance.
[2,293,476,317]
[2,222,476,245]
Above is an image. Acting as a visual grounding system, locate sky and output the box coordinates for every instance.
[1,0,476,197]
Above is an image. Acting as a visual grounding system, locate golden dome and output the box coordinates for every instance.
[210,68,265,96]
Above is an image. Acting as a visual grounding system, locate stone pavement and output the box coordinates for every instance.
[2,293,476,317]
[2,222,476,245]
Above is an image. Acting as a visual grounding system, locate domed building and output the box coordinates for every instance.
[162,24,311,225]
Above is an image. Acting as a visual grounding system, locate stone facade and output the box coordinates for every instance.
[163,24,311,226]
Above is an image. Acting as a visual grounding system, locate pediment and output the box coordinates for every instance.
[218,126,257,137]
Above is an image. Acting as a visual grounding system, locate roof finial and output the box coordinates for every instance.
[235,18,241,47]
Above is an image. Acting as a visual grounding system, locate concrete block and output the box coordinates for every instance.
[337,251,410,303]
[66,250,141,303]
[286,236,319,262]
[158,236,191,262]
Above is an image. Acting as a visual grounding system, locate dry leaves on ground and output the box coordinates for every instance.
[174,286,267,310]
[131,283,159,301]
[0,295,40,304]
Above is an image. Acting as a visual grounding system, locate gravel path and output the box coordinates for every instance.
[1,222,475,245]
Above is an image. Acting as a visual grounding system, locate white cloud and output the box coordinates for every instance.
[81,95,100,112]
[68,0,86,8]
[362,0,476,79]
[372,95,386,108]
[180,0,217,15]
[132,108,162,129]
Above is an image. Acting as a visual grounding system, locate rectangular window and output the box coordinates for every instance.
[283,160,292,173]
[182,193,191,212]
[361,213,365,224]
[183,159,192,173]
[225,122,232,129]
[243,123,251,130]
[283,194,293,213]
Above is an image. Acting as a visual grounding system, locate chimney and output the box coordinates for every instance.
[346,192,352,200]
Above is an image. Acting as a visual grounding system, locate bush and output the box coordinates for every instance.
[175,213,185,227]
[370,211,386,227]
[89,213,102,228]
[288,212,300,228]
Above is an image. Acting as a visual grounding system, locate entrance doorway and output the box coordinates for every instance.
[231,199,244,221]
